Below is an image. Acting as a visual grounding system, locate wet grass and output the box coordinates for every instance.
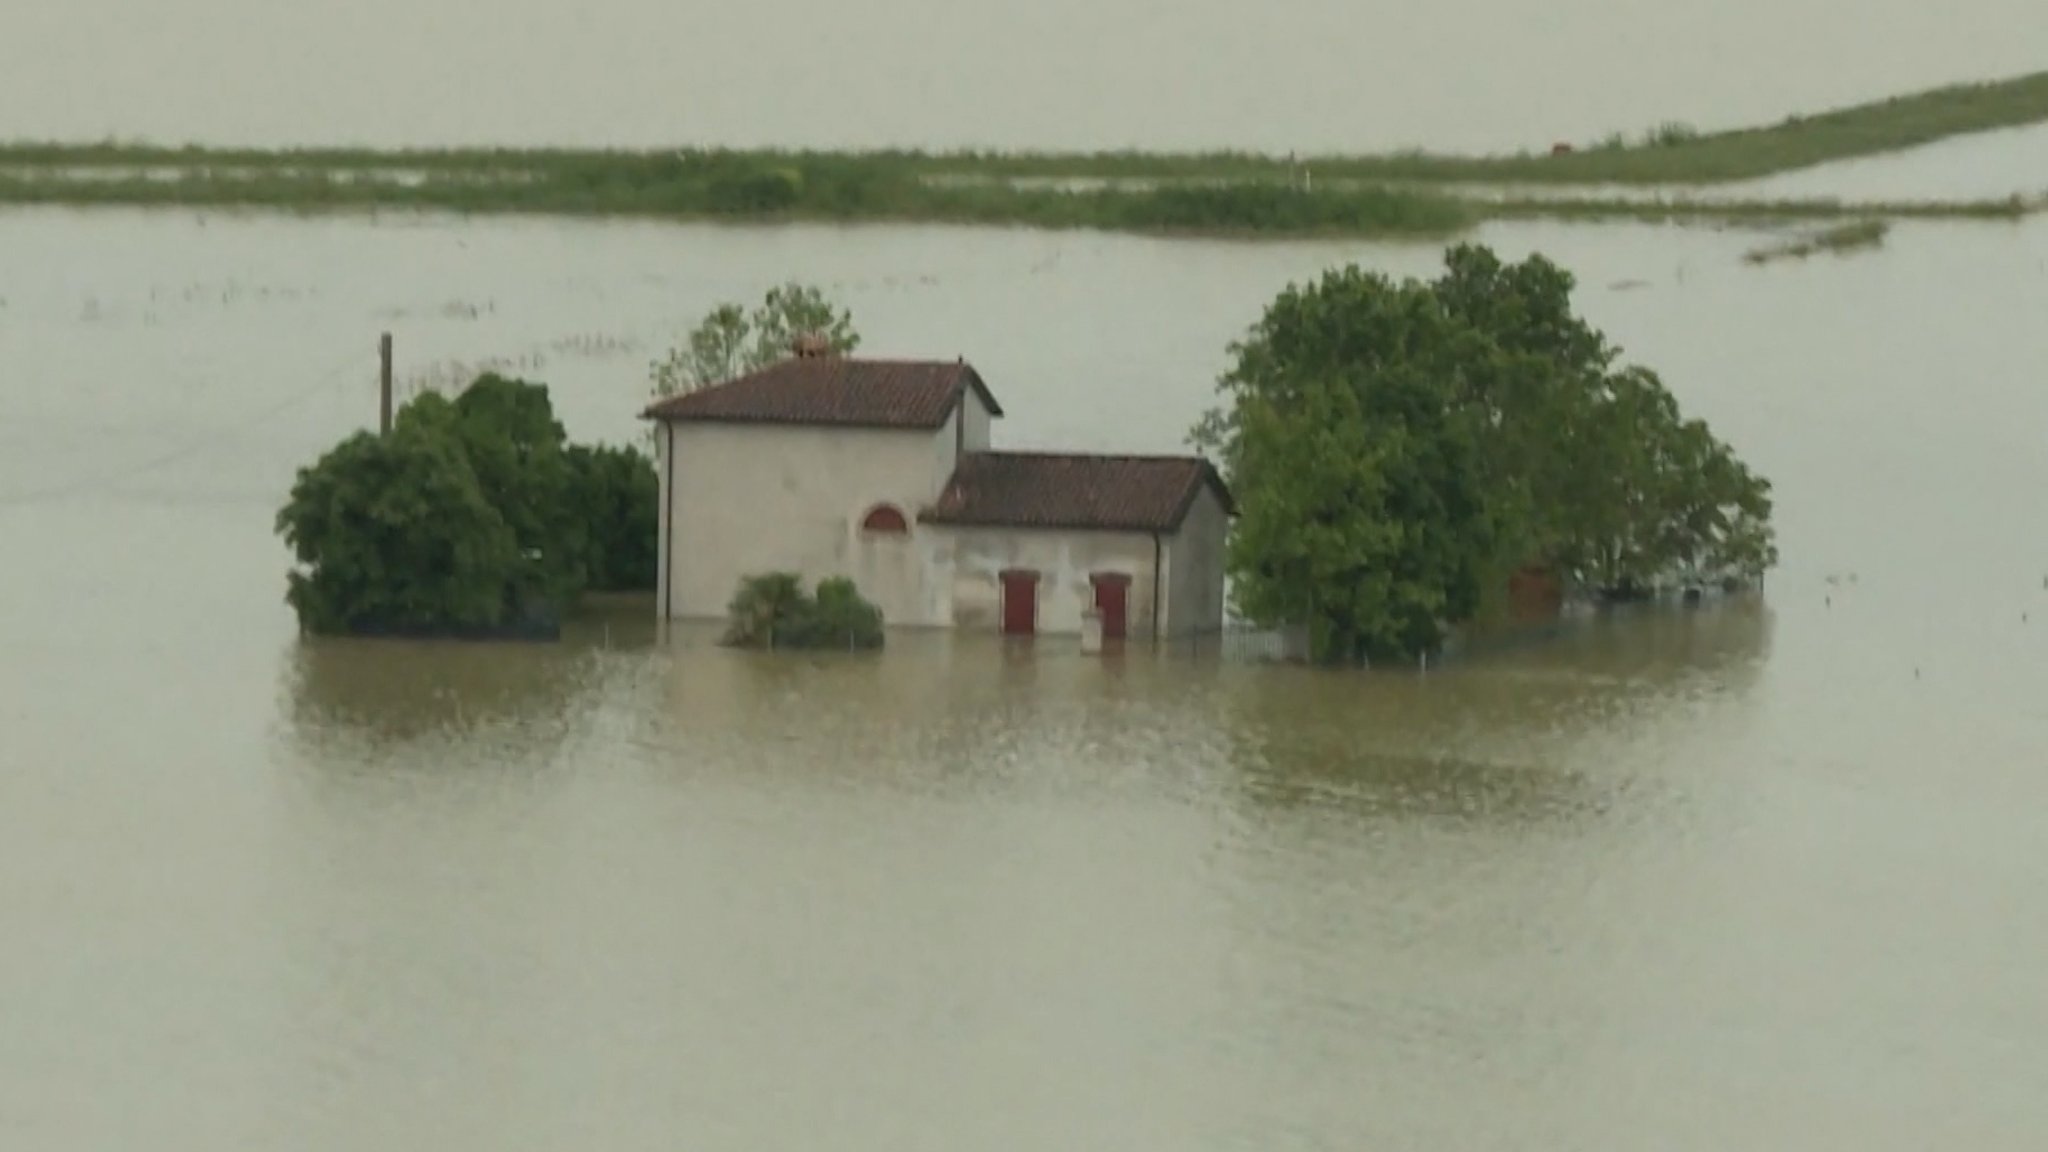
[0,168,1480,238]
[1741,219,1892,265]
[1485,192,2041,225]
[2,166,2039,239]
[7,68,2048,191]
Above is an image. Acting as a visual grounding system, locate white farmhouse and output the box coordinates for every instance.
[642,342,1234,640]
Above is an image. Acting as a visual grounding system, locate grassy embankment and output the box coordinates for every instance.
[4,70,2047,238]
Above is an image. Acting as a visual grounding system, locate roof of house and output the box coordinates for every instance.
[921,451,1236,534]
[641,356,1004,429]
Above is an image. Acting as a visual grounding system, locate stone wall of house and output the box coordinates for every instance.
[1163,485,1230,638]
[937,527,1160,637]
[958,391,993,454]
[659,421,955,626]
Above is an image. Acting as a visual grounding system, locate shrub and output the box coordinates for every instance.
[277,374,659,635]
[398,376,587,608]
[275,425,522,634]
[722,572,885,651]
[801,576,886,649]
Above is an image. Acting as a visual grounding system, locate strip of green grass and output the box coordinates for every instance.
[1483,193,2040,225]
[2,166,2037,240]
[6,69,2048,188]
[0,170,1480,239]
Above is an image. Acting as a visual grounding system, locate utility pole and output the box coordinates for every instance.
[378,332,394,435]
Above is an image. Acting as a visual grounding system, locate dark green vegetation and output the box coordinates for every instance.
[1480,192,2039,225]
[1742,219,1891,264]
[276,375,656,637]
[9,71,2048,237]
[566,443,662,593]
[723,573,885,651]
[1193,245,1777,665]
[0,164,1473,237]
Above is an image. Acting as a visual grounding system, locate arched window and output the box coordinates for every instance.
[861,504,909,534]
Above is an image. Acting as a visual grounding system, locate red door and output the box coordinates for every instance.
[1092,573,1130,640]
[1000,570,1039,636]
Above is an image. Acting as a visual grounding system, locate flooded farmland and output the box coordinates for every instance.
[4,200,2048,1148]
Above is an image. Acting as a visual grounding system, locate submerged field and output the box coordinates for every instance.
[3,71,2047,237]
[6,205,2048,1148]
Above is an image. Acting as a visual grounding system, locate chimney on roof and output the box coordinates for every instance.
[791,332,833,359]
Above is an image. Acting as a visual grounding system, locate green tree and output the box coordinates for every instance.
[1197,267,1494,663]
[1429,245,1778,596]
[1195,245,1777,663]
[650,303,749,400]
[400,375,588,607]
[567,443,659,592]
[279,372,660,635]
[276,423,522,635]
[1562,368,1778,595]
[746,282,859,369]
[649,281,860,401]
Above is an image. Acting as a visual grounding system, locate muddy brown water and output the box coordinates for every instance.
[3,206,2048,1148]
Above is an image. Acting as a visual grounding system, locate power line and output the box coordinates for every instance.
[0,348,370,508]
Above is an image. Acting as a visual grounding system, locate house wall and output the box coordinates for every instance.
[1163,485,1231,638]
[660,420,957,626]
[938,527,1159,637]
[656,422,673,617]
[935,388,994,482]
[960,391,992,454]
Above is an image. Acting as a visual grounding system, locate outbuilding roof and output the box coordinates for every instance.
[921,451,1235,534]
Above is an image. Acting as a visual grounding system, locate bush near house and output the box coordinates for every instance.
[723,573,885,651]
[277,374,657,637]
[275,420,525,635]
[568,443,660,592]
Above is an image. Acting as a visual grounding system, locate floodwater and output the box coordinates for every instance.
[4,202,2048,1148]
[6,0,2048,152]
[1724,121,2048,202]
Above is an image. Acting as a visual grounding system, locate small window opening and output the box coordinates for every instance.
[861,504,909,533]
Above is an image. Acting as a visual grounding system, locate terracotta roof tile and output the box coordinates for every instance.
[641,357,1003,429]
[922,451,1235,534]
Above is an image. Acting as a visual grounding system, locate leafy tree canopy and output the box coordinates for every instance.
[279,375,657,636]
[398,375,586,605]
[275,422,521,635]
[1197,267,1496,663]
[1194,243,1777,663]
[570,443,660,593]
[650,281,860,401]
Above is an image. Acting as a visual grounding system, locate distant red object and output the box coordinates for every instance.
[1000,569,1039,636]
[1507,565,1565,621]
[1090,572,1131,640]
[1550,142,1575,156]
